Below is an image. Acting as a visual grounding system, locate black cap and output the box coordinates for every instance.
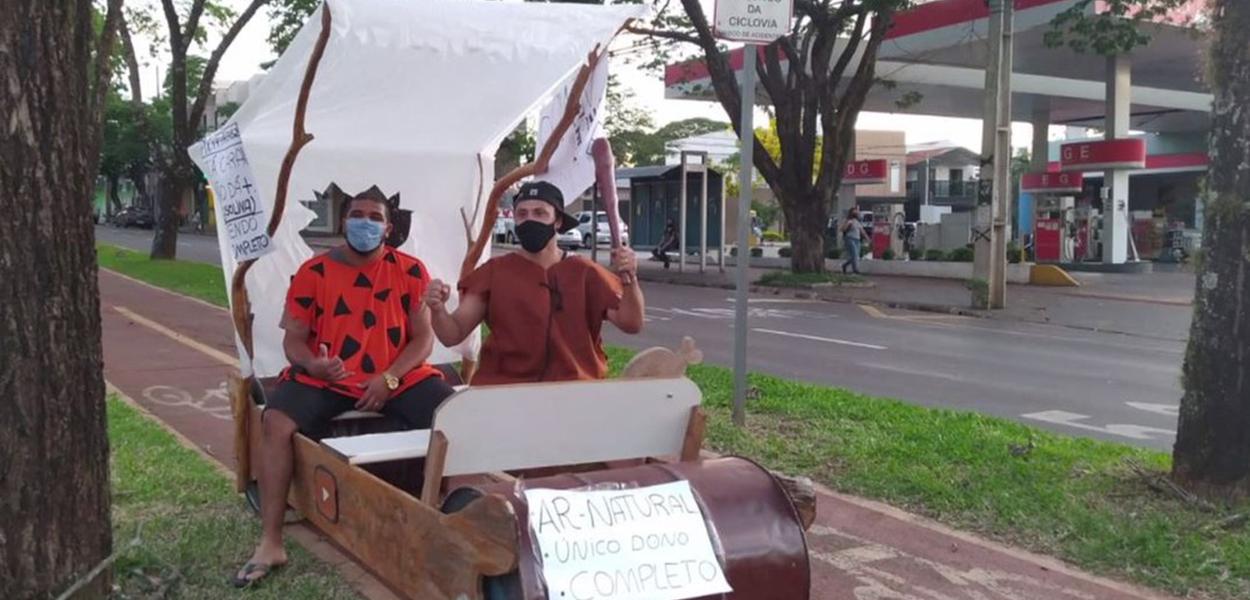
[515,181,578,233]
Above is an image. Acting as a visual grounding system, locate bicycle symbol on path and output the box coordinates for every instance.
[143,381,233,421]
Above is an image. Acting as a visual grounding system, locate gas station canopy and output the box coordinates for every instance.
[664,0,1211,134]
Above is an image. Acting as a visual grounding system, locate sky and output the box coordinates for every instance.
[128,0,1044,155]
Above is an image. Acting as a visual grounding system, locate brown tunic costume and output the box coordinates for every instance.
[459,253,622,385]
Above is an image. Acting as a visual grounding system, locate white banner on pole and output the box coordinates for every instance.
[536,58,610,206]
[524,481,733,600]
[189,122,273,262]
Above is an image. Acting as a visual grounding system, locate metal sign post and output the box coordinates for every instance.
[731,47,756,427]
[715,0,789,427]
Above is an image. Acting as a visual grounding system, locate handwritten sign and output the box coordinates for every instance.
[189,123,273,262]
[525,481,733,600]
[536,59,609,206]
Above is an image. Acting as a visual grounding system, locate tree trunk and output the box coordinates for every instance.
[106,173,123,216]
[780,189,828,273]
[151,158,192,260]
[0,2,113,598]
[1171,0,1250,499]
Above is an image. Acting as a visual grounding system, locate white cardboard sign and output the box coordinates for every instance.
[525,481,733,600]
[714,0,793,43]
[536,59,610,206]
[189,122,273,262]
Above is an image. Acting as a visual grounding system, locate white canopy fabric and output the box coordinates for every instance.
[195,0,647,377]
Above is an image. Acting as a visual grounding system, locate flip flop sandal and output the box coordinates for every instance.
[230,561,283,588]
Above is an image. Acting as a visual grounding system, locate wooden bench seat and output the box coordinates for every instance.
[323,429,432,464]
[317,376,705,503]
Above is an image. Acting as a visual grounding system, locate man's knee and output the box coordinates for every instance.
[262,409,299,440]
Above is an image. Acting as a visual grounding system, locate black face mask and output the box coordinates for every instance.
[516,220,556,253]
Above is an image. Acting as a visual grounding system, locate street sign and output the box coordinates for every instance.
[1060,139,1147,171]
[843,159,890,185]
[1021,172,1083,193]
[714,0,794,43]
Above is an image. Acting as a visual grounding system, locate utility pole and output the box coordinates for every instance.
[989,0,1014,308]
[974,0,1006,309]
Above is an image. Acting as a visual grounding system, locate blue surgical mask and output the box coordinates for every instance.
[345,217,385,254]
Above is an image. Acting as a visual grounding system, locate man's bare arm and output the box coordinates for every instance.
[607,280,644,334]
[386,302,437,378]
[424,279,487,347]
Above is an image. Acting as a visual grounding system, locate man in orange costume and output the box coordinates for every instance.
[234,186,453,586]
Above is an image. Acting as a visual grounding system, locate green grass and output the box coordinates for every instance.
[98,243,228,306]
[98,246,1250,599]
[108,396,360,598]
[755,270,866,288]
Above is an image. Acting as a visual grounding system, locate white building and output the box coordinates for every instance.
[664,130,737,166]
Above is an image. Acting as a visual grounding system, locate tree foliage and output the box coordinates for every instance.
[144,0,269,259]
[1045,0,1192,55]
[631,0,913,272]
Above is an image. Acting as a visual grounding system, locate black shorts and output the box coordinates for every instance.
[264,377,455,438]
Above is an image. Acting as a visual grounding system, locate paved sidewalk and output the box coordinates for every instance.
[99,267,1177,600]
[620,254,1194,342]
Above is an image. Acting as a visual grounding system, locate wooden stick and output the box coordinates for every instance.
[228,371,251,493]
[421,430,450,505]
[680,406,706,462]
[458,45,607,280]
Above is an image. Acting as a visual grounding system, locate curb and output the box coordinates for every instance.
[635,271,987,317]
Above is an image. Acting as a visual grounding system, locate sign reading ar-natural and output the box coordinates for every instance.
[714,0,793,43]
[525,481,733,600]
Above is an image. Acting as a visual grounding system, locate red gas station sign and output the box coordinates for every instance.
[1021,172,1083,193]
[843,159,889,184]
[1060,139,1147,171]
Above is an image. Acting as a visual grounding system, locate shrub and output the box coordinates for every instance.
[947,247,975,262]
[762,231,786,243]
[778,246,793,258]
[882,248,896,261]
[751,247,764,258]
[1007,242,1023,264]
[826,246,843,260]
[908,248,924,261]
[925,249,945,261]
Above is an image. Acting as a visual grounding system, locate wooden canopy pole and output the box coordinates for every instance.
[228,4,331,488]
[230,2,332,359]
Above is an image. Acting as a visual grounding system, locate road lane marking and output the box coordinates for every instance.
[858,362,967,383]
[1125,402,1180,417]
[753,328,887,350]
[113,305,239,366]
[1021,410,1176,441]
[724,297,822,304]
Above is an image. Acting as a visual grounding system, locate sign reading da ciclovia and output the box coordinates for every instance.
[525,481,733,600]
[714,0,794,43]
[189,122,274,263]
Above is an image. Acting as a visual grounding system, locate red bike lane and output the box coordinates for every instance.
[98,268,1174,600]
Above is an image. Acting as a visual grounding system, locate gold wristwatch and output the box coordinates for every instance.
[383,372,400,391]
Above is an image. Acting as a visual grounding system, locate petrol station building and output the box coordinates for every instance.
[664,0,1211,267]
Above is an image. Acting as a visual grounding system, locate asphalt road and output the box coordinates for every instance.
[95,225,1185,450]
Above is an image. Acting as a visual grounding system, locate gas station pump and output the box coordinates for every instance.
[1021,173,1083,263]
[871,204,905,259]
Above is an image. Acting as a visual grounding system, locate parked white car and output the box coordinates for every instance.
[492,209,515,244]
[573,211,629,248]
[556,227,582,249]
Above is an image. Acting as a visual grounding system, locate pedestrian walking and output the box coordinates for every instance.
[840,206,866,275]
